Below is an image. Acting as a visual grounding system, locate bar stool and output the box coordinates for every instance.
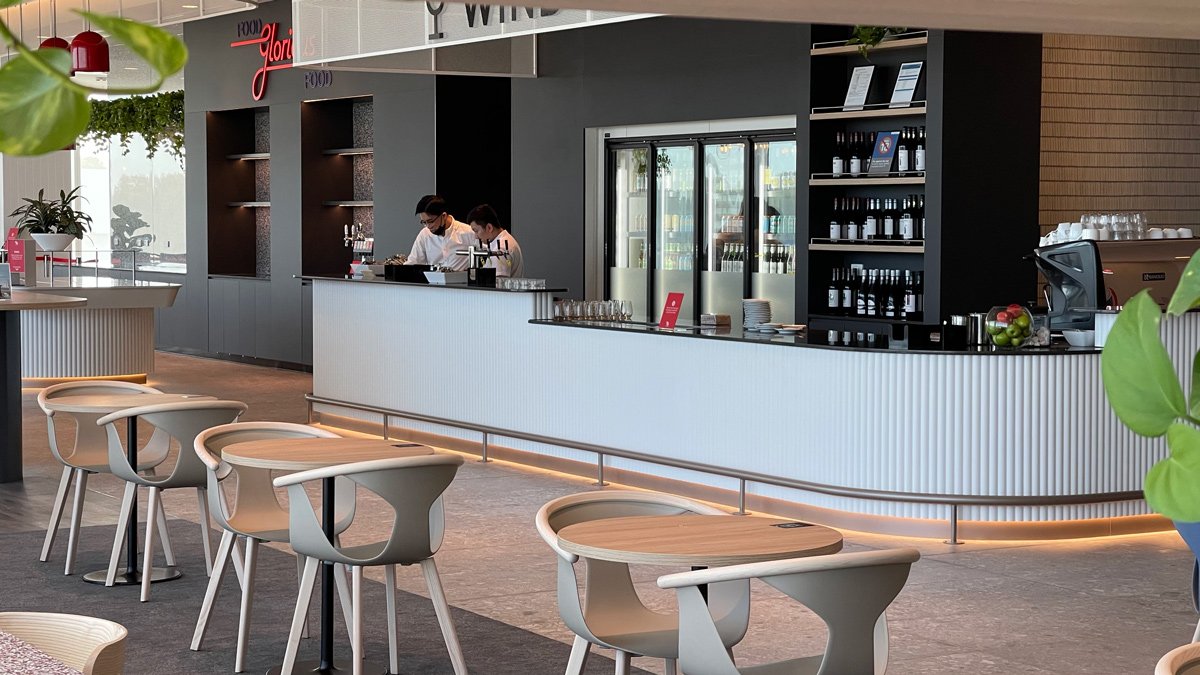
[37,381,174,576]
[99,399,248,601]
[190,422,357,673]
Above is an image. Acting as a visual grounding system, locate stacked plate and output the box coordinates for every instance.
[743,299,772,328]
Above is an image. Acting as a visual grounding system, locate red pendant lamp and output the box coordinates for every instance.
[70,0,108,73]
[37,2,69,52]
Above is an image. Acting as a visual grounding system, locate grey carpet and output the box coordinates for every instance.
[7,521,648,674]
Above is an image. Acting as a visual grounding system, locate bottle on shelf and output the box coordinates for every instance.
[915,126,927,173]
[849,132,862,177]
[832,132,845,177]
[841,267,856,315]
[828,268,841,314]
[899,199,915,242]
[863,198,878,241]
[897,129,910,175]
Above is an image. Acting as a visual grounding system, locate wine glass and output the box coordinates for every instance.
[620,300,633,321]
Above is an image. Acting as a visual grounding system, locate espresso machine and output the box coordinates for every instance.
[1033,238,1200,330]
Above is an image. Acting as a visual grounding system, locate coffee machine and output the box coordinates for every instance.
[1033,239,1200,330]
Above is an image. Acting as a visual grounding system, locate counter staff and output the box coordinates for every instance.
[404,195,475,271]
[466,204,524,278]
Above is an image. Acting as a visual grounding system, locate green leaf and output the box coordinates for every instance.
[1168,250,1200,315]
[0,50,89,155]
[1145,423,1200,521]
[0,0,26,7]
[79,12,188,80]
[1101,290,1186,436]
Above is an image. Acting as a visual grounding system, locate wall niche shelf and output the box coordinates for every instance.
[228,201,271,207]
[810,105,927,121]
[810,32,928,56]
[809,175,926,186]
[322,200,374,207]
[809,241,925,254]
[206,106,270,278]
[322,147,374,156]
[227,152,271,160]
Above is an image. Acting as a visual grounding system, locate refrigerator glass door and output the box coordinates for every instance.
[609,147,650,321]
[751,140,797,324]
[701,141,746,320]
[653,145,695,322]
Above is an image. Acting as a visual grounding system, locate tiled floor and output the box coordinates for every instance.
[9,352,1198,674]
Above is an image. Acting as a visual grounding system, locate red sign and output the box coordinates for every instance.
[5,228,24,275]
[230,22,294,101]
[658,292,685,329]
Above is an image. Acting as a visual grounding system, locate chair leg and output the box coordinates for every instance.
[231,538,246,589]
[296,554,310,640]
[384,565,399,674]
[235,538,258,673]
[664,658,677,675]
[154,495,176,567]
[64,469,88,575]
[40,466,73,562]
[283,556,320,675]
[196,488,214,575]
[565,635,591,675]
[141,486,161,602]
[334,563,354,645]
[105,482,136,586]
[421,558,467,675]
[192,530,236,651]
[614,650,631,675]
[351,566,363,675]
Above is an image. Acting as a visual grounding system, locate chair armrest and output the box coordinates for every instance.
[657,548,921,589]
[272,454,462,487]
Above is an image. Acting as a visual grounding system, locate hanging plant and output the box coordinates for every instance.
[80,90,184,162]
[846,26,911,58]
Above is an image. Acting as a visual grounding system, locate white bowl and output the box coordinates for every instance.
[1063,329,1095,348]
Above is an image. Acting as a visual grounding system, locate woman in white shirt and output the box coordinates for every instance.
[404,195,475,271]
[466,204,524,278]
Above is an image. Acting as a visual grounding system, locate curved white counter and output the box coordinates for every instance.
[309,277,1198,539]
[18,278,181,384]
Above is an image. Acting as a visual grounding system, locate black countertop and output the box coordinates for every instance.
[529,319,1103,356]
[300,275,567,294]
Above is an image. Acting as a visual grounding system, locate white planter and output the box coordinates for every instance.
[30,233,78,252]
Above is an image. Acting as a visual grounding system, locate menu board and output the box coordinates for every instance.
[4,228,24,276]
[659,292,685,329]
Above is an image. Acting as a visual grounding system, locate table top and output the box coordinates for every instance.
[42,393,214,414]
[557,515,843,567]
[222,438,435,471]
[0,291,86,311]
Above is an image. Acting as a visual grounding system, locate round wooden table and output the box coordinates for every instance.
[557,515,843,567]
[41,392,215,586]
[221,438,434,675]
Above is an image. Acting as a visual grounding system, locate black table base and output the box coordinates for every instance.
[267,659,390,675]
[81,566,182,586]
[1,312,22,483]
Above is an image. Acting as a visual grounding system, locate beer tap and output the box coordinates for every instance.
[343,222,374,261]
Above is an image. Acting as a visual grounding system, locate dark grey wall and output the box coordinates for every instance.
[511,18,807,296]
[180,1,436,364]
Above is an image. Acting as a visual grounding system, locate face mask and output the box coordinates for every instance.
[433,222,447,237]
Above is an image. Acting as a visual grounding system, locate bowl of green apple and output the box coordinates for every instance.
[985,304,1034,348]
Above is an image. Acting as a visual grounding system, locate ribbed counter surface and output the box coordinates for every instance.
[310,278,1200,538]
[17,279,180,383]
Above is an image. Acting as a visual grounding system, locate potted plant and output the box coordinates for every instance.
[1103,251,1200,658]
[8,187,93,252]
[846,26,911,58]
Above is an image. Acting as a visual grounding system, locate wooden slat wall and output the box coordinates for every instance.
[1041,34,1200,233]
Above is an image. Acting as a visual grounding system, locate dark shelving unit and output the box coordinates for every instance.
[800,27,1043,337]
[205,107,270,278]
[301,96,374,277]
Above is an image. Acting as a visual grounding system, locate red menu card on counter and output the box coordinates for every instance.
[4,228,23,275]
[659,292,685,329]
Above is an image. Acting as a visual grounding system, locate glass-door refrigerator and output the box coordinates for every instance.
[606,131,796,325]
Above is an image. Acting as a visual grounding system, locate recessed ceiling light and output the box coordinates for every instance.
[123,66,138,70]
[181,4,198,7]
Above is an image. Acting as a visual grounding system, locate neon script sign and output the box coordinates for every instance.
[230,22,294,101]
